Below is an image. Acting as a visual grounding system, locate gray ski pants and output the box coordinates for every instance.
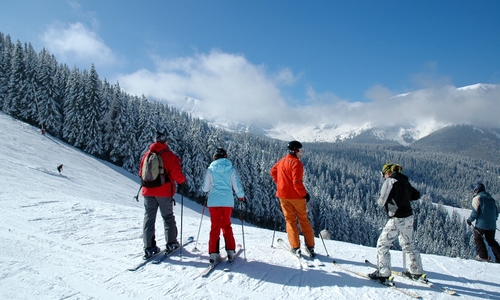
[376,215,423,277]
[143,196,178,249]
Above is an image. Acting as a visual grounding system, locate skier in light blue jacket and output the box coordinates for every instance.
[202,148,245,264]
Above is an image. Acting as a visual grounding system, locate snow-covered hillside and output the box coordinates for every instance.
[1,112,500,300]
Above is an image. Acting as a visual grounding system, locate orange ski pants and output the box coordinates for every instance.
[279,198,315,249]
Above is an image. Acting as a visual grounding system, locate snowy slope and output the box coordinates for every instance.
[1,112,500,300]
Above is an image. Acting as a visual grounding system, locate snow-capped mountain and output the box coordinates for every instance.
[178,83,500,146]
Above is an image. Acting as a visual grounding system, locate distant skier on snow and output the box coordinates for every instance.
[57,164,63,174]
[467,182,500,263]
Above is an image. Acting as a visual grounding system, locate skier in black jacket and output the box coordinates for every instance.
[369,163,424,283]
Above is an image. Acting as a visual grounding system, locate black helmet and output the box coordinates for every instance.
[155,131,168,143]
[288,141,302,151]
[474,182,485,194]
[214,148,227,159]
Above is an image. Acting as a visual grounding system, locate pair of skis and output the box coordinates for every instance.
[302,246,325,267]
[332,260,422,299]
[364,260,456,295]
[276,238,325,268]
[200,244,243,277]
[332,259,458,298]
[127,236,195,271]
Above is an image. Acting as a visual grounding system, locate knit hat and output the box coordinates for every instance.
[474,182,485,194]
[381,163,393,174]
[382,163,403,175]
[214,148,227,159]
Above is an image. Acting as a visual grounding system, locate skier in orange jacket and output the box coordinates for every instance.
[270,141,315,256]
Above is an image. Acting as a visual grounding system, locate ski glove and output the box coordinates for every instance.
[178,182,187,193]
[466,219,472,226]
[304,193,310,202]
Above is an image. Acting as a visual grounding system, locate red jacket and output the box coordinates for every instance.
[139,142,186,197]
[270,154,307,199]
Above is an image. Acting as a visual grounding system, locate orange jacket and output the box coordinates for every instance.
[139,142,186,197]
[270,154,307,199]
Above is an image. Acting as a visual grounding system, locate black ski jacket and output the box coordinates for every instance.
[377,172,420,218]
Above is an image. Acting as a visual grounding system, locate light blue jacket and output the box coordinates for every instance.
[202,158,245,207]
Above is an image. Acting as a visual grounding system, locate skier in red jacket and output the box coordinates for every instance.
[138,131,186,259]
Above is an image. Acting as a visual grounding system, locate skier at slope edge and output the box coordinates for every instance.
[202,147,246,265]
[369,163,424,283]
[270,140,315,257]
[467,182,500,263]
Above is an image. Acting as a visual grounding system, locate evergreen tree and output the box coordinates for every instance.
[63,66,83,145]
[0,34,13,111]
[37,48,62,135]
[4,40,27,118]
[81,64,104,156]
[18,43,38,126]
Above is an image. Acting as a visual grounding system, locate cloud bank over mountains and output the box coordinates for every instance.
[38,21,500,142]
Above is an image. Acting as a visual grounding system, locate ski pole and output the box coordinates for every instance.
[469,224,493,260]
[193,198,207,252]
[271,218,277,248]
[133,185,142,202]
[402,251,407,272]
[469,223,485,237]
[319,228,330,257]
[239,199,247,260]
[271,197,281,247]
[180,193,184,257]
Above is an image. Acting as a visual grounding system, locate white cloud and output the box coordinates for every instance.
[118,51,296,126]
[41,22,117,67]
[117,50,500,130]
[411,61,453,89]
[273,67,300,86]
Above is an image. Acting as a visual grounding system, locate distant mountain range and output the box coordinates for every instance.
[179,83,500,163]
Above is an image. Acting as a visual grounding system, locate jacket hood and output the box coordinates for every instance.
[149,142,168,152]
[390,172,408,183]
[209,158,233,173]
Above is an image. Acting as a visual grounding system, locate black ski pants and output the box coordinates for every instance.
[474,227,500,262]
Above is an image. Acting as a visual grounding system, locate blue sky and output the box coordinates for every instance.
[1,0,500,129]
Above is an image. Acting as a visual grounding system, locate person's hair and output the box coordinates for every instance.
[391,164,403,173]
[214,148,227,159]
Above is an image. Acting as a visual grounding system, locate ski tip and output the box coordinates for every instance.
[364,259,369,263]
